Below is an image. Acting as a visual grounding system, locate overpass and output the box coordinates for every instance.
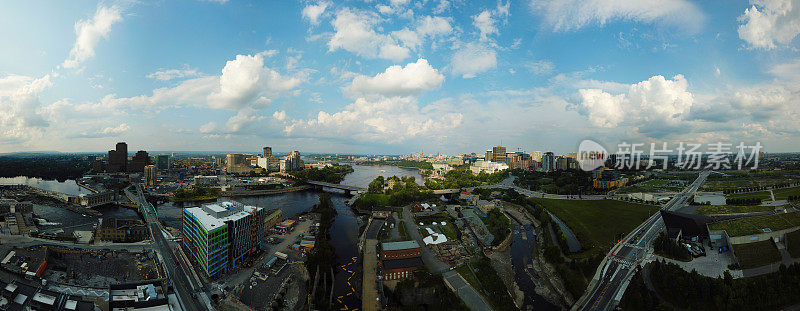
[306,180,366,195]
[573,170,711,311]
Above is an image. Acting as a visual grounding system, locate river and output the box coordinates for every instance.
[511,225,558,310]
[155,163,422,309]
[0,176,91,196]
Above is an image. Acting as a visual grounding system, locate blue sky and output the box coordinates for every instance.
[1,0,799,155]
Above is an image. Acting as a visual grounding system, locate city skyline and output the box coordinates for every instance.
[2,1,800,155]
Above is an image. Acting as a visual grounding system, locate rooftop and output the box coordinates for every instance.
[708,211,800,237]
[184,201,261,231]
[382,240,420,252]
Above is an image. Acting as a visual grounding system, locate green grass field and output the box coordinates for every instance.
[532,198,660,257]
[727,191,771,201]
[774,186,800,200]
[787,230,800,259]
[695,205,773,215]
[733,240,782,269]
[708,211,800,237]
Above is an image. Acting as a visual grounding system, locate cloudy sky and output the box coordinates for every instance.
[1,0,799,155]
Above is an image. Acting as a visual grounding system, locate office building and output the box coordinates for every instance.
[182,201,265,278]
[155,155,170,171]
[226,154,251,174]
[530,150,543,162]
[556,156,569,170]
[129,151,151,173]
[491,146,507,164]
[262,146,272,158]
[470,160,509,175]
[485,150,493,162]
[542,152,555,171]
[144,165,156,187]
[280,150,303,172]
[107,142,128,172]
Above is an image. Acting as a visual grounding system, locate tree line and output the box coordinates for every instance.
[622,260,800,310]
[0,155,91,181]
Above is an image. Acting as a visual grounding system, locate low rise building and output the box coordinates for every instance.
[95,218,148,243]
[0,247,47,278]
[109,280,170,310]
[380,240,423,281]
[470,160,509,175]
[380,241,421,260]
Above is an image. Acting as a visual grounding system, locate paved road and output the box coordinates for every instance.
[132,185,206,311]
[574,171,710,311]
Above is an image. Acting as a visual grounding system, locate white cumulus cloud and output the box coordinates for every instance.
[347,59,445,97]
[302,1,330,25]
[0,74,52,143]
[578,75,694,136]
[328,8,410,61]
[738,0,800,50]
[62,5,123,69]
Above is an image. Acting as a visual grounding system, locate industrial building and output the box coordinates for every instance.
[380,241,423,281]
[182,201,265,278]
[109,280,170,310]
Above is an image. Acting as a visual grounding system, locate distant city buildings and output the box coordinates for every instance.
[470,160,509,175]
[182,201,265,278]
[280,150,303,172]
[144,165,156,187]
[129,151,151,173]
[107,142,128,172]
[592,167,629,189]
[226,153,250,174]
[155,154,170,171]
[542,152,555,171]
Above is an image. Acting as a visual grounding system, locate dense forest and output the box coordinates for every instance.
[0,154,92,181]
[621,260,800,310]
[423,167,508,189]
[354,176,436,209]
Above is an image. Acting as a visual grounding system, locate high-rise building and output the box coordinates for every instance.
[262,146,272,158]
[144,165,156,187]
[182,201,265,278]
[492,146,507,164]
[226,154,250,174]
[530,151,543,162]
[107,142,128,172]
[156,155,171,171]
[485,150,493,162]
[542,152,555,171]
[556,156,569,170]
[129,151,151,173]
[281,151,304,172]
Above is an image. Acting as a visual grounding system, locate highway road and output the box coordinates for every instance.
[132,185,205,311]
[574,171,711,311]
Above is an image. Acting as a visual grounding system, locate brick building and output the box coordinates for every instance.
[95,218,149,243]
[380,241,423,281]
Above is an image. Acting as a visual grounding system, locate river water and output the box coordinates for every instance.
[0,176,91,196]
[511,225,558,310]
[153,164,422,309]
